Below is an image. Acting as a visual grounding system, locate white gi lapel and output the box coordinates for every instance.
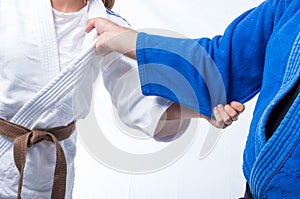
[37,0,61,82]
[11,0,107,128]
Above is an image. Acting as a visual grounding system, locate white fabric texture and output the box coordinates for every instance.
[52,2,89,70]
[0,0,171,198]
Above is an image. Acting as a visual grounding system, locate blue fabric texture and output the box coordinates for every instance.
[136,0,300,198]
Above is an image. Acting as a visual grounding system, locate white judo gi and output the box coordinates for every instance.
[0,0,171,198]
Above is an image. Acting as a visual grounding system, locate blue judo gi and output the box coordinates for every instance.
[135,0,300,198]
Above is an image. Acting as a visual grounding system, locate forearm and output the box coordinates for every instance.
[160,103,202,120]
[161,102,245,129]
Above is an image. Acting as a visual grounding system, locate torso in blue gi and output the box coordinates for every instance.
[135,0,300,198]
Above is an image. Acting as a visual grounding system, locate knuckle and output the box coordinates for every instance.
[225,104,237,117]
[232,116,238,121]
[224,116,232,125]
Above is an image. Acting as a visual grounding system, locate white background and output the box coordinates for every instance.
[73,0,263,198]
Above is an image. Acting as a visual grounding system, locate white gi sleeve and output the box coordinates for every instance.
[100,52,173,137]
[99,10,190,139]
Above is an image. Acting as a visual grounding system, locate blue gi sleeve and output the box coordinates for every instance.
[136,0,288,117]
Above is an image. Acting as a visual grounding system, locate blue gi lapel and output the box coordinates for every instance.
[249,33,300,198]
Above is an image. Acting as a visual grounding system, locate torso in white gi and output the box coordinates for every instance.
[0,0,171,198]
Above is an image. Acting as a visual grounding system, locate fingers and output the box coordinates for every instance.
[217,104,233,126]
[85,18,97,33]
[212,106,228,129]
[230,101,245,112]
[230,101,245,113]
[224,104,239,121]
[85,18,115,55]
[211,101,245,129]
[85,17,108,33]
[227,101,245,121]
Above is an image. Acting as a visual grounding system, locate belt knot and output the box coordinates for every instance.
[27,130,52,147]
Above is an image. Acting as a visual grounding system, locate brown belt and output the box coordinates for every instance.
[0,119,76,199]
